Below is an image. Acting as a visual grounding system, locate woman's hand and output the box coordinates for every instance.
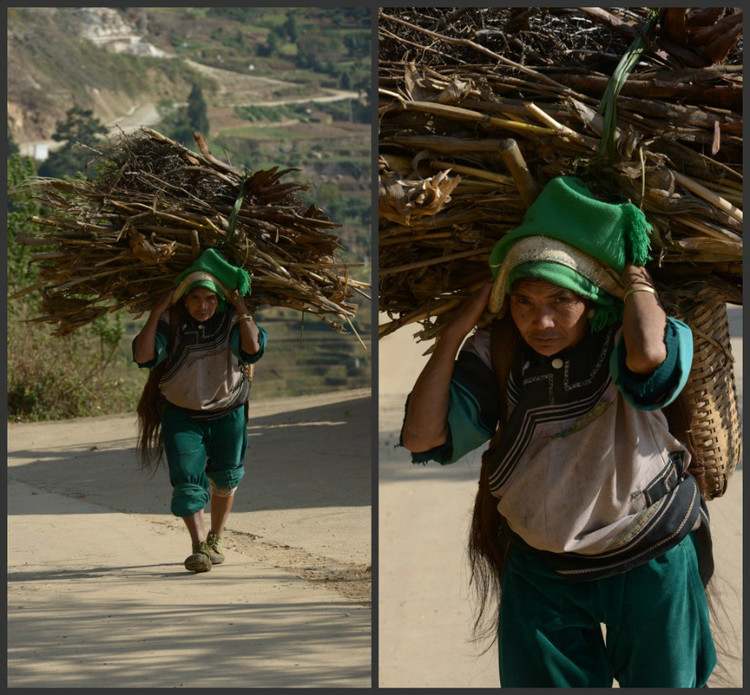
[134,289,174,365]
[402,281,494,453]
[620,265,667,374]
[226,289,261,355]
[225,289,250,315]
[444,281,494,341]
[152,288,174,316]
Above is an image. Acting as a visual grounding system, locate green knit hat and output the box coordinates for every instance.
[172,248,252,308]
[488,177,652,331]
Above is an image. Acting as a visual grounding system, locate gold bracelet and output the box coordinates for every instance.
[238,314,254,322]
[623,284,657,302]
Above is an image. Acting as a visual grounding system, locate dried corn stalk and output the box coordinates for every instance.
[378,7,742,343]
[12,128,368,338]
[378,7,742,498]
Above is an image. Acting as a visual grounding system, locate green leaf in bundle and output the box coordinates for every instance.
[597,10,660,167]
[227,173,248,246]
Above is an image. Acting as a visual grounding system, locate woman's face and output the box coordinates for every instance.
[509,278,589,356]
[184,287,220,322]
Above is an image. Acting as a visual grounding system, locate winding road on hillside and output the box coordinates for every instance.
[18,57,361,157]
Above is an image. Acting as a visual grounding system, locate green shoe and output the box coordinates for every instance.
[206,531,225,565]
[184,541,212,573]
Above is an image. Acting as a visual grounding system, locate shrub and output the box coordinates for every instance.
[7,308,144,421]
[8,154,143,422]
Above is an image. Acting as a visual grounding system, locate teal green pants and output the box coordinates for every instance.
[161,404,248,517]
[498,533,716,687]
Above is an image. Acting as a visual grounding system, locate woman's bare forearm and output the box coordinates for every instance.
[133,290,172,364]
[402,283,493,452]
[620,265,667,374]
[401,327,467,452]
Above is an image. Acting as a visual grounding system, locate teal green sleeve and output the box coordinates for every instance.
[231,323,268,364]
[443,380,495,462]
[403,380,495,466]
[610,317,693,410]
[132,324,169,368]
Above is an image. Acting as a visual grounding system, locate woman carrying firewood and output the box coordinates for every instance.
[401,177,716,687]
[133,248,267,574]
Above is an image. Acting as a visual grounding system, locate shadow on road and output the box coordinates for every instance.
[8,396,371,516]
[8,589,370,687]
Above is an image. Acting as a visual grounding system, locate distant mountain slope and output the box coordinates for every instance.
[8,7,370,144]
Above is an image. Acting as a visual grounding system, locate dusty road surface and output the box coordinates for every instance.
[378,307,743,688]
[7,389,372,689]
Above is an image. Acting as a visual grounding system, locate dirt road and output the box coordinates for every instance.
[7,389,372,688]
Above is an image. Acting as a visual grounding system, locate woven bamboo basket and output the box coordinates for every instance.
[660,292,742,500]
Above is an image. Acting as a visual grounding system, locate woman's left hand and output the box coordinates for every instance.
[228,289,261,355]
[226,289,250,315]
[620,264,667,374]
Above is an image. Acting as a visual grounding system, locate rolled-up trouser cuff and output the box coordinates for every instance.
[171,482,210,517]
[207,465,245,491]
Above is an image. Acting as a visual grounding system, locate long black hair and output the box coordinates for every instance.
[135,302,185,470]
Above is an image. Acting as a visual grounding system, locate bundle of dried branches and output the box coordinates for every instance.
[12,128,367,339]
[378,7,742,343]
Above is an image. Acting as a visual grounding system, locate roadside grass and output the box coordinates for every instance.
[8,309,145,422]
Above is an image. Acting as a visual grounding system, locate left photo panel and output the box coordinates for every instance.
[7,6,373,688]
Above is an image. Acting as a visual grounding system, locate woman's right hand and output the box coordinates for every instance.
[402,281,495,453]
[444,281,494,340]
[152,288,174,316]
[133,289,173,364]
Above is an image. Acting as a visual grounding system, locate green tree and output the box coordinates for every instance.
[340,70,353,90]
[7,155,137,421]
[259,30,281,57]
[50,104,108,145]
[160,108,192,147]
[283,11,300,42]
[37,105,108,179]
[295,34,342,74]
[345,33,370,59]
[8,124,19,156]
[186,83,210,136]
[7,154,43,298]
[160,84,210,147]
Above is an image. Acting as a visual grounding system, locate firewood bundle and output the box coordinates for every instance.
[13,127,367,337]
[378,7,742,343]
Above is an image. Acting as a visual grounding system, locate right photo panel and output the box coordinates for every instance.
[378,7,742,689]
